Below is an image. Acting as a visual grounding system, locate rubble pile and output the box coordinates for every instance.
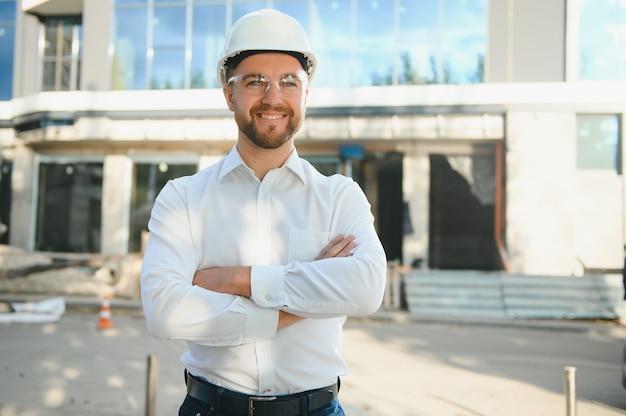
[0,245,142,299]
[0,245,52,274]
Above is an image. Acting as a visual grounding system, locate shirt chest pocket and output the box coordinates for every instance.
[288,229,330,263]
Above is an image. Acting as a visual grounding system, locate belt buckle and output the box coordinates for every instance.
[248,395,276,416]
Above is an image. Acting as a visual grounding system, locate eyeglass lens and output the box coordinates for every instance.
[229,74,304,96]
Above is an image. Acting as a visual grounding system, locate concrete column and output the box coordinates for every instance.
[81,0,113,90]
[12,8,40,97]
[101,154,132,255]
[9,144,35,250]
[400,144,429,268]
[506,111,576,275]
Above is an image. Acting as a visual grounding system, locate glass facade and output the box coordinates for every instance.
[576,115,621,171]
[111,0,486,90]
[0,0,15,100]
[578,0,626,81]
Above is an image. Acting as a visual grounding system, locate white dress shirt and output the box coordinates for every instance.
[140,145,387,396]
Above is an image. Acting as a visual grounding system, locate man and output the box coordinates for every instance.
[140,9,387,416]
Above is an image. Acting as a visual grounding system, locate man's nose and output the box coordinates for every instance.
[261,81,284,104]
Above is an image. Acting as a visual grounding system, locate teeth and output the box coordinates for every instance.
[260,114,283,120]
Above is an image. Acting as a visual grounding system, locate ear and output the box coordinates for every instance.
[223,86,235,111]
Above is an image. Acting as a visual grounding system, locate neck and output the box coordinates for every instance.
[236,139,294,181]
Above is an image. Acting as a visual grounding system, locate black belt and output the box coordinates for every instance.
[185,371,338,416]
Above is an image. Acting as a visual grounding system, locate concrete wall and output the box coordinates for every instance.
[81,0,112,91]
[401,146,430,268]
[487,0,566,82]
[101,154,132,256]
[9,144,35,250]
[506,111,577,275]
[12,9,40,98]
[574,172,623,271]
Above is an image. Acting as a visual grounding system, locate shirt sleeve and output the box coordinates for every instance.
[250,179,387,318]
[140,179,279,346]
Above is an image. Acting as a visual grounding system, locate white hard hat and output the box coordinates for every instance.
[216,9,317,86]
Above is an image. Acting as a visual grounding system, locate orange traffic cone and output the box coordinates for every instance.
[96,296,113,330]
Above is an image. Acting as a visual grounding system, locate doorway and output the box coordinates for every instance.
[375,152,404,262]
[428,148,503,270]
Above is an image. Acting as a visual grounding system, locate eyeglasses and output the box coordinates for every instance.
[227,73,307,97]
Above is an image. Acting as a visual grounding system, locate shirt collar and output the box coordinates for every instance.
[218,145,307,185]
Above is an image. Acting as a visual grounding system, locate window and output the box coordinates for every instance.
[395,0,486,85]
[576,115,621,172]
[36,162,103,252]
[111,0,487,90]
[0,0,15,100]
[190,4,225,88]
[112,5,147,89]
[578,0,626,81]
[41,17,82,91]
[129,162,197,252]
[304,156,342,176]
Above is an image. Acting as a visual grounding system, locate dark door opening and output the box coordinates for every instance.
[0,160,11,244]
[428,152,502,270]
[376,152,404,262]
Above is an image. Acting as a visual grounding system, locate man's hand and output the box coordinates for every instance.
[316,234,356,260]
[193,234,356,329]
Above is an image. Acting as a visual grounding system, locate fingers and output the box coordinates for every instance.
[316,234,356,260]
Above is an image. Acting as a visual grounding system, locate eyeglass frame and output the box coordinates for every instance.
[226,72,308,97]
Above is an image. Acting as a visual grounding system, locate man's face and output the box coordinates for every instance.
[223,53,308,150]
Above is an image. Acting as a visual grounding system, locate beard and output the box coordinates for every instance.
[235,104,302,149]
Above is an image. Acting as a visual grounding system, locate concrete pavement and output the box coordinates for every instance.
[1,294,626,415]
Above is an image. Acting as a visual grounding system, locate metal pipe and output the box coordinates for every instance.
[564,366,577,416]
[145,354,159,416]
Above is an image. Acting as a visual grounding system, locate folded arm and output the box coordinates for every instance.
[192,234,357,329]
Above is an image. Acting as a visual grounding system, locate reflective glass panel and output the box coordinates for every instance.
[396,0,485,85]
[42,60,71,91]
[577,115,620,171]
[273,0,309,32]
[442,0,485,84]
[191,5,225,88]
[129,163,197,252]
[0,23,14,100]
[36,162,103,253]
[398,0,438,84]
[233,2,268,22]
[41,17,81,91]
[112,7,147,90]
[310,0,352,88]
[0,1,15,21]
[578,0,626,80]
[153,5,186,47]
[355,0,395,86]
[43,19,73,56]
[151,48,185,88]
